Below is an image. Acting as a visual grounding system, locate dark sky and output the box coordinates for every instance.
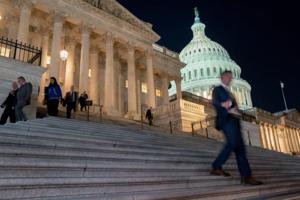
[117,0,299,113]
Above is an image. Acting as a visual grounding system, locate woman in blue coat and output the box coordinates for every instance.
[45,77,62,116]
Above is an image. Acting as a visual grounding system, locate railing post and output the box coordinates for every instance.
[248,131,252,146]
[13,39,18,60]
[191,122,195,136]
[206,127,209,139]
[99,105,103,121]
[141,105,144,130]
[169,121,173,134]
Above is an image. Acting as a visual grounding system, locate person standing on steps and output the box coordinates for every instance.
[45,77,62,116]
[0,82,18,125]
[146,107,154,126]
[64,85,78,119]
[15,76,32,122]
[79,91,88,112]
[210,70,263,185]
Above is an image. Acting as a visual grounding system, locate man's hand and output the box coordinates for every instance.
[221,100,232,110]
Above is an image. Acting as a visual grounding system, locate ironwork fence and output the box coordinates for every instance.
[0,36,42,66]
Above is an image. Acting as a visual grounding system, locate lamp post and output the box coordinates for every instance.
[60,49,68,61]
[280,81,288,112]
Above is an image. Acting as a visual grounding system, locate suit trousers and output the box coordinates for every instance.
[15,102,27,122]
[66,102,76,119]
[212,116,252,177]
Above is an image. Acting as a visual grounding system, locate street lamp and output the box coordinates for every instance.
[60,49,68,61]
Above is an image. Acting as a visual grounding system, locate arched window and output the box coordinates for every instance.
[200,68,204,77]
[188,71,192,80]
[194,69,198,78]
[207,68,211,76]
[183,73,186,82]
[213,67,217,75]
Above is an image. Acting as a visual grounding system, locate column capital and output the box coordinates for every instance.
[145,49,154,58]
[81,23,93,35]
[52,10,66,23]
[14,0,34,11]
[105,32,115,42]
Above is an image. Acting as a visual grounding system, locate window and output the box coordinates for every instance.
[213,67,217,75]
[88,69,92,78]
[0,47,10,57]
[183,73,186,82]
[188,71,192,80]
[207,68,211,76]
[194,70,197,78]
[142,83,148,93]
[125,80,128,88]
[200,68,204,77]
[156,89,161,97]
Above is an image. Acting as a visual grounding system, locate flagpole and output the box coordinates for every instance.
[280,81,288,112]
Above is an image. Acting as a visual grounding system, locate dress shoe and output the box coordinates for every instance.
[241,177,263,185]
[210,169,231,177]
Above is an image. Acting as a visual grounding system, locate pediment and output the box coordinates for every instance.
[81,0,160,41]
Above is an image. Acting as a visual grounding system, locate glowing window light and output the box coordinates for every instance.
[60,49,68,61]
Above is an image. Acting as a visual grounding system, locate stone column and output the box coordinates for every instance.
[38,27,50,103]
[162,74,170,105]
[104,33,115,114]
[263,125,271,150]
[79,25,91,94]
[49,12,64,79]
[287,128,294,153]
[292,128,300,152]
[146,50,156,108]
[273,126,281,152]
[64,37,76,93]
[89,46,100,105]
[259,124,267,148]
[17,1,32,43]
[175,78,182,99]
[118,67,124,115]
[127,45,137,117]
[5,14,19,40]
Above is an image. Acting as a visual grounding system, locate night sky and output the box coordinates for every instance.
[117,0,299,113]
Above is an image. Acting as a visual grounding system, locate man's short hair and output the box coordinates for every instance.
[17,76,26,82]
[221,70,232,77]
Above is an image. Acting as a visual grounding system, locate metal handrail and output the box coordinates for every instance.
[0,36,42,66]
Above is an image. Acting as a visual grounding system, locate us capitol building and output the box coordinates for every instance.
[170,8,252,110]
[0,0,299,156]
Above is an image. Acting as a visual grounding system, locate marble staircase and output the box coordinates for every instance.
[0,117,300,199]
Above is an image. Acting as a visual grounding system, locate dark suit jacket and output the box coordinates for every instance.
[212,85,237,130]
[64,91,78,105]
[16,82,32,107]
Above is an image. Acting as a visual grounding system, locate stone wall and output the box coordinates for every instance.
[0,56,45,120]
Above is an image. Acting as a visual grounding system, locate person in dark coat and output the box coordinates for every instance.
[45,77,62,116]
[145,107,153,126]
[210,70,263,185]
[79,91,88,111]
[15,76,32,121]
[64,85,78,119]
[0,82,18,125]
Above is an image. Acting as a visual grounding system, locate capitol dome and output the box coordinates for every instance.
[172,7,253,110]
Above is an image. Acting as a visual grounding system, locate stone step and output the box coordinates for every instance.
[0,124,294,161]
[1,175,300,199]
[1,166,298,179]
[0,154,299,174]
[10,181,300,200]
[0,142,299,169]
